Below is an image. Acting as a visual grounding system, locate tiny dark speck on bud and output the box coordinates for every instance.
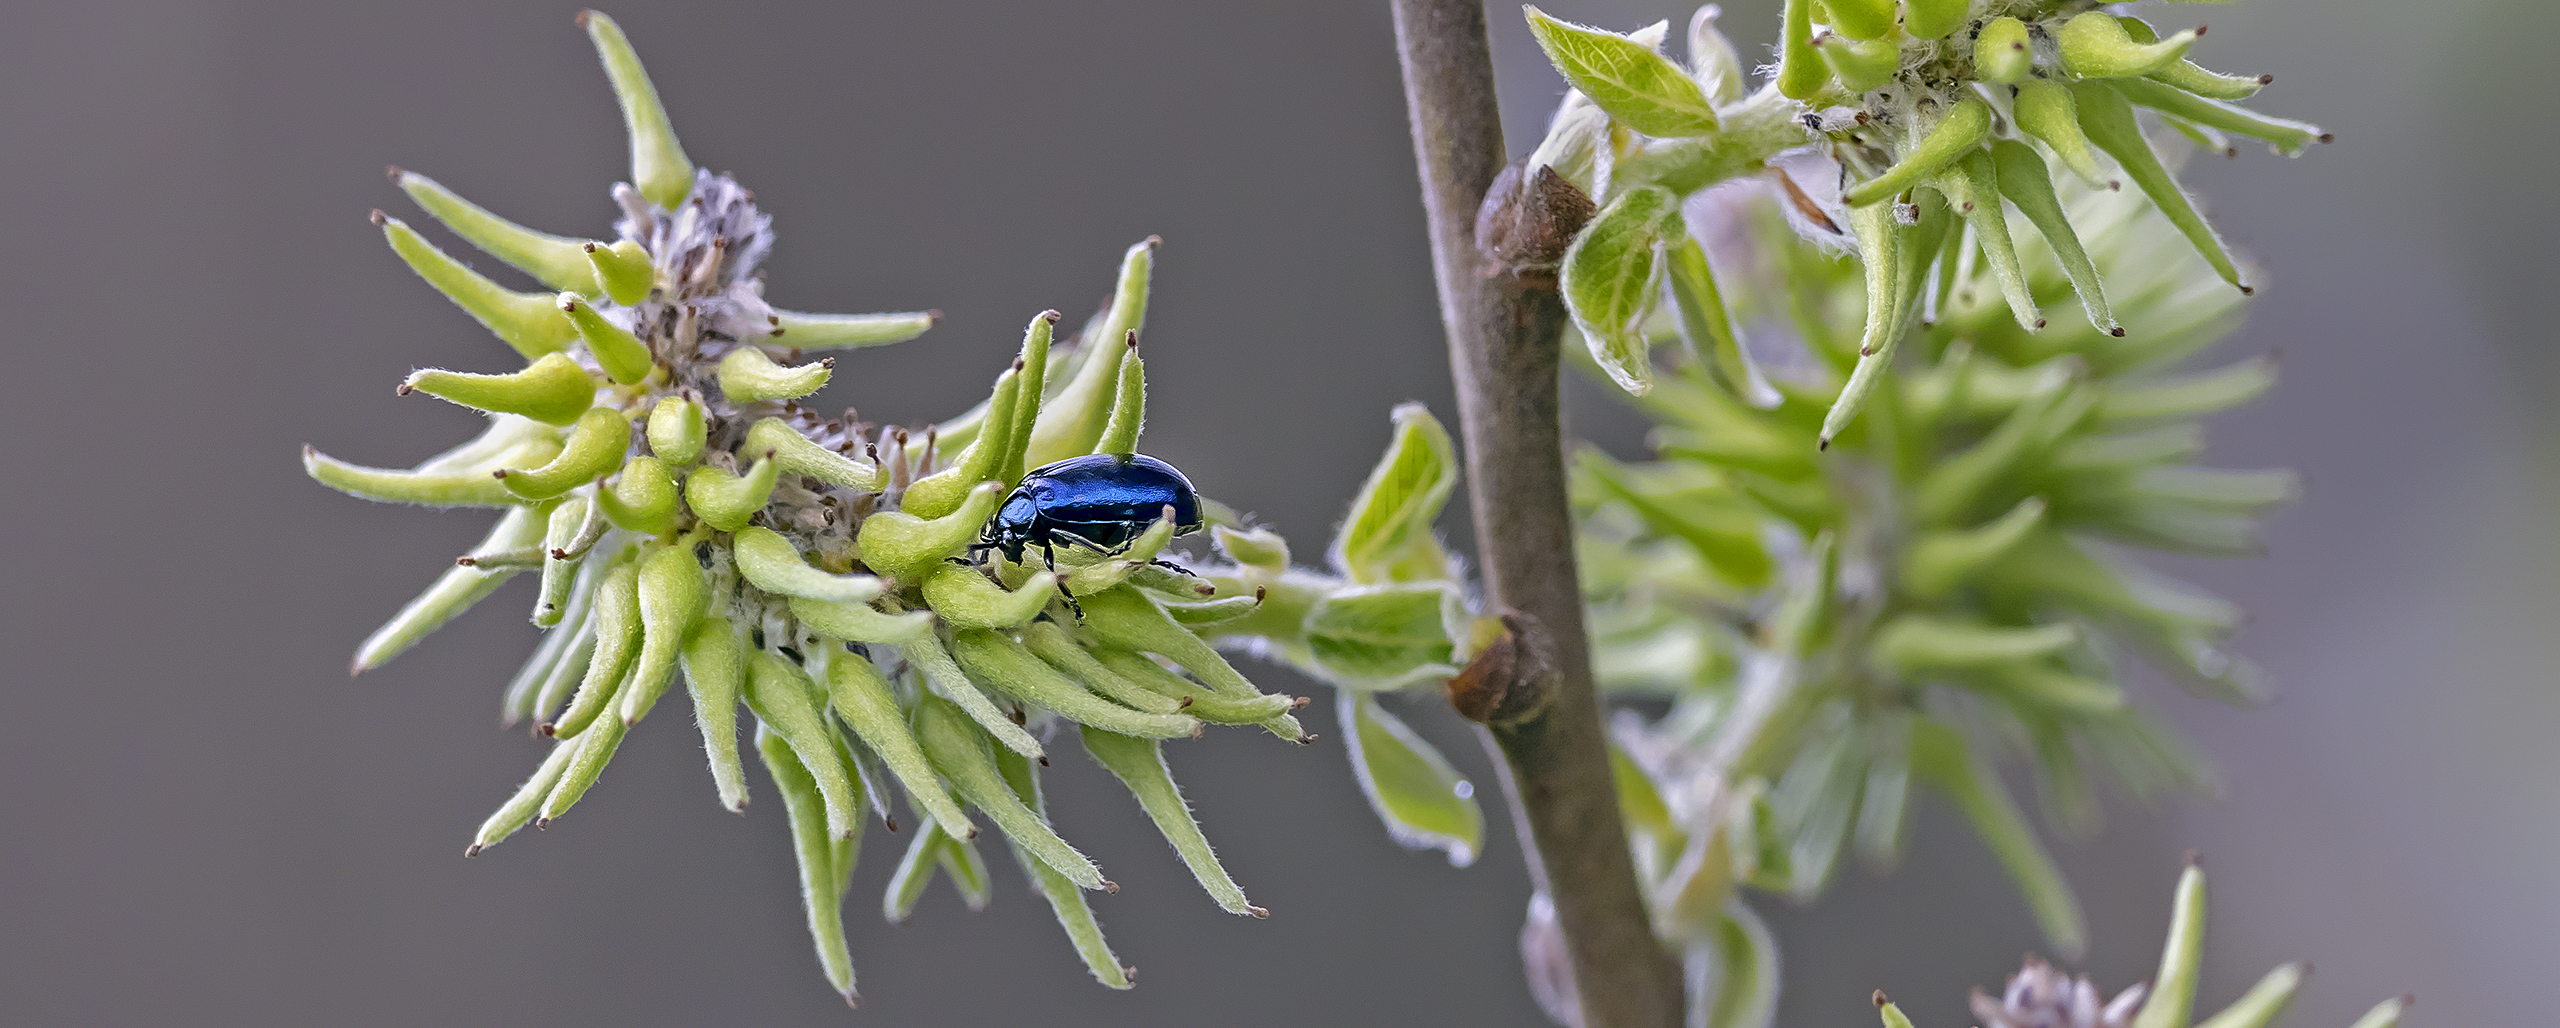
[384,164,405,182]
[2033,318,2047,329]
[2110,326,2127,337]
[1142,234,1163,249]
[464,844,482,858]
[367,209,387,226]
[394,382,413,395]
[2260,74,2276,85]
[1036,309,1058,324]
[1102,880,1120,894]
[2238,284,2256,295]
[819,357,836,368]
[884,815,900,832]
[1818,436,1833,452]
[1037,755,1050,767]
[1872,990,1890,1007]
[2194,23,2208,35]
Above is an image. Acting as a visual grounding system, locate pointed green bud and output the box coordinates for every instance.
[547,558,640,739]
[596,455,678,533]
[952,630,1202,740]
[1093,335,1146,459]
[494,407,629,501]
[1159,592,1264,629]
[1876,994,1918,1028]
[1004,312,1059,486]
[646,395,705,464]
[392,168,597,294]
[936,828,993,911]
[769,309,938,351]
[884,823,945,922]
[1666,235,1780,410]
[904,365,1020,519]
[1028,239,1154,468]
[992,747,1132,989]
[1902,496,2046,599]
[2113,17,2269,101]
[1816,0,1895,41]
[1063,511,1181,596]
[585,239,654,306]
[1685,6,1745,104]
[733,527,882,603]
[351,505,543,673]
[1989,141,2118,334]
[2015,80,2110,186]
[742,652,861,839]
[2101,356,2278,423]
[1213,524,1290,573]
[400,353,597,426]
[914,696,1105,890]
[1842,98,1989,207]
[578,10,693,210]
[1821,203,1909,447]
[1935,149,2042,332]
[2059,12,2197,79]
[820,650,976,840]
[683,452,781,533]
[1775,0,1828,100]
[2133,863,2209,1028]
[1093,648,1300,729]
[2109,77,2328,156]
[1813,32,1900,94]
[617,541,708,726]
[2344,997,2410,1028]
[678,619,750,812]
[717,346,831,402]
[1974,17,2032,83]
[921,563,1060,630]
[752,724,859,1004]
[304,442,532,508]
[1872,615,2077,672]
[1900,0,1963,39]
[857,481,1002,580]
[375,213,576,357]
[467,734,582,856]
[1524,7,1720,138]
[1915,383,2091,524]
[744,417,880,489]
[1079,725,1260,916]
[1077,586,1258,698]
[2072,81,2249,291]
[788,595,932,645]
[2196,964,2304,1028]
[533,495,601,626]
[538,712,627,824]
[531,584,605,723]
[1018,621,1185,715]
[557,293,655,385]
[898,637,1048,761]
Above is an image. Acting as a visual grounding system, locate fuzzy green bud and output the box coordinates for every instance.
[904,364,1020,518]
[585,239,654,306]
[393,168,598,294]
[921,563,1060,630]
[1900,0,1964,39]
[557,293,655,385]
[1027,239,1153,468]
[618,541,709,725]
[913,697,1105,890]
[732,527,882,603]
[1842,97,1989,207]
[683,451,781,533]
[769,309,938,350]
[742,652,861,839]
[856,481,1001,581]
[1813,31,1899,95]
[744,417,880,489]
[679,620,750,812]
[822,651,976,839]
[579,10,694,210]
[596,455,679,534]
[1974,17,2032,84]
[547,558,640,739]
[951,628,1202,740]
[2015,80,2110,186]
[719,346,832,402]
[645,395,705,464]
[494,406,629,501]
[400,352,598,426]
[375,212,576,358]
[2058,12,2198,80]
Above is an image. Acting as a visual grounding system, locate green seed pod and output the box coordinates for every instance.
[856,481,1001,581]
[2113,16,2268,101]
[682,452,782,533]
[1093,335,1146,459]
[1901,496,2047,600]
[1974,17,2033,84]
[1813,32,1899,95]
[1157,592,1265,629]
[2132,863,2208,1028]
[1027,239,1153,468]
[304,443,532,508]
[884,823,946,922]
[1018,621,1185,715]
[1842,97,1989,207]
[1816,0,1894,42]
[467,733,581,856]
[1872,615,2078,672]
[718,345,832,402]
[2015,80,2110,186]
[645,395,705,464]
[1900,0,1964,39]
[769,309,938,351]
[788,596,932,645]
[584,239,654,306]
[1211,525,1290,572]
[922,563,1060,630]
[1091,648,1302,730]
[752,724,858,1004]
[351,504,545,673]
[2108,77,2327,156]
[495,407,630,501]
[743,417,881,490]
[1989,141,2118,334]
[1775,0,1827,100]
[732,527,882,603]
[579,10,694,210]
[539,708,629,824]
[399,353,597,426]
[2070,81,2248,291]
[822,648,976,839]
[2099,356,2277,424]
[547,557,641,739]
[1972,663,2124,713]
[374,213,577,358]
[393,168,598,295]
[618,541,709,725]
[533,494,600,625]
[557,293,656,385]
[904,365,1020,519]
[1003,312,1059,486]
[680,619,750,812]
[743,652,861,839]
[913,696,1105,890]
[897,637,1048,760]
[1935,150,2041,333]
[1821,201,1911,447]
[2058,12,2197,80]
[1076,586,1258,697]
[595,455,678,534]
[951,629,1202,739]
[1079,725,1260,916]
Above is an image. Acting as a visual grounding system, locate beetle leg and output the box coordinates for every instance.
[1146,559,1198,578]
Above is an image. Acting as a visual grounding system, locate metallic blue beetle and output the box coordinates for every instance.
[969,453,1205,572]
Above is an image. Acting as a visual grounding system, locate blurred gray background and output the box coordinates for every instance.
[4,1,2553,1025]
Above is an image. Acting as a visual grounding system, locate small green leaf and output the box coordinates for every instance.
[1698,901,1780,1028]
[1340,692,1482,866]
[2131,863,2208,1028]
[2193,963,2304,1028]
[1331,402,1457,583]
[1304,583,1463,689]
[1563,185,1677,396]
[1525,8,1720,138]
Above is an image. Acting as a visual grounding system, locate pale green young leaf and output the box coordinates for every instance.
[1330,402,1457,584]
[1305,583,1464,689]
[1563,185,1678,395]
[1340,692,1483,866]
[1699,901,1780,1028]
[1526,8,1720,138]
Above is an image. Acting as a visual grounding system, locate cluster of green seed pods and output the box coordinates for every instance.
[304,12,1303,1003]
[1573,156,2284,988]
